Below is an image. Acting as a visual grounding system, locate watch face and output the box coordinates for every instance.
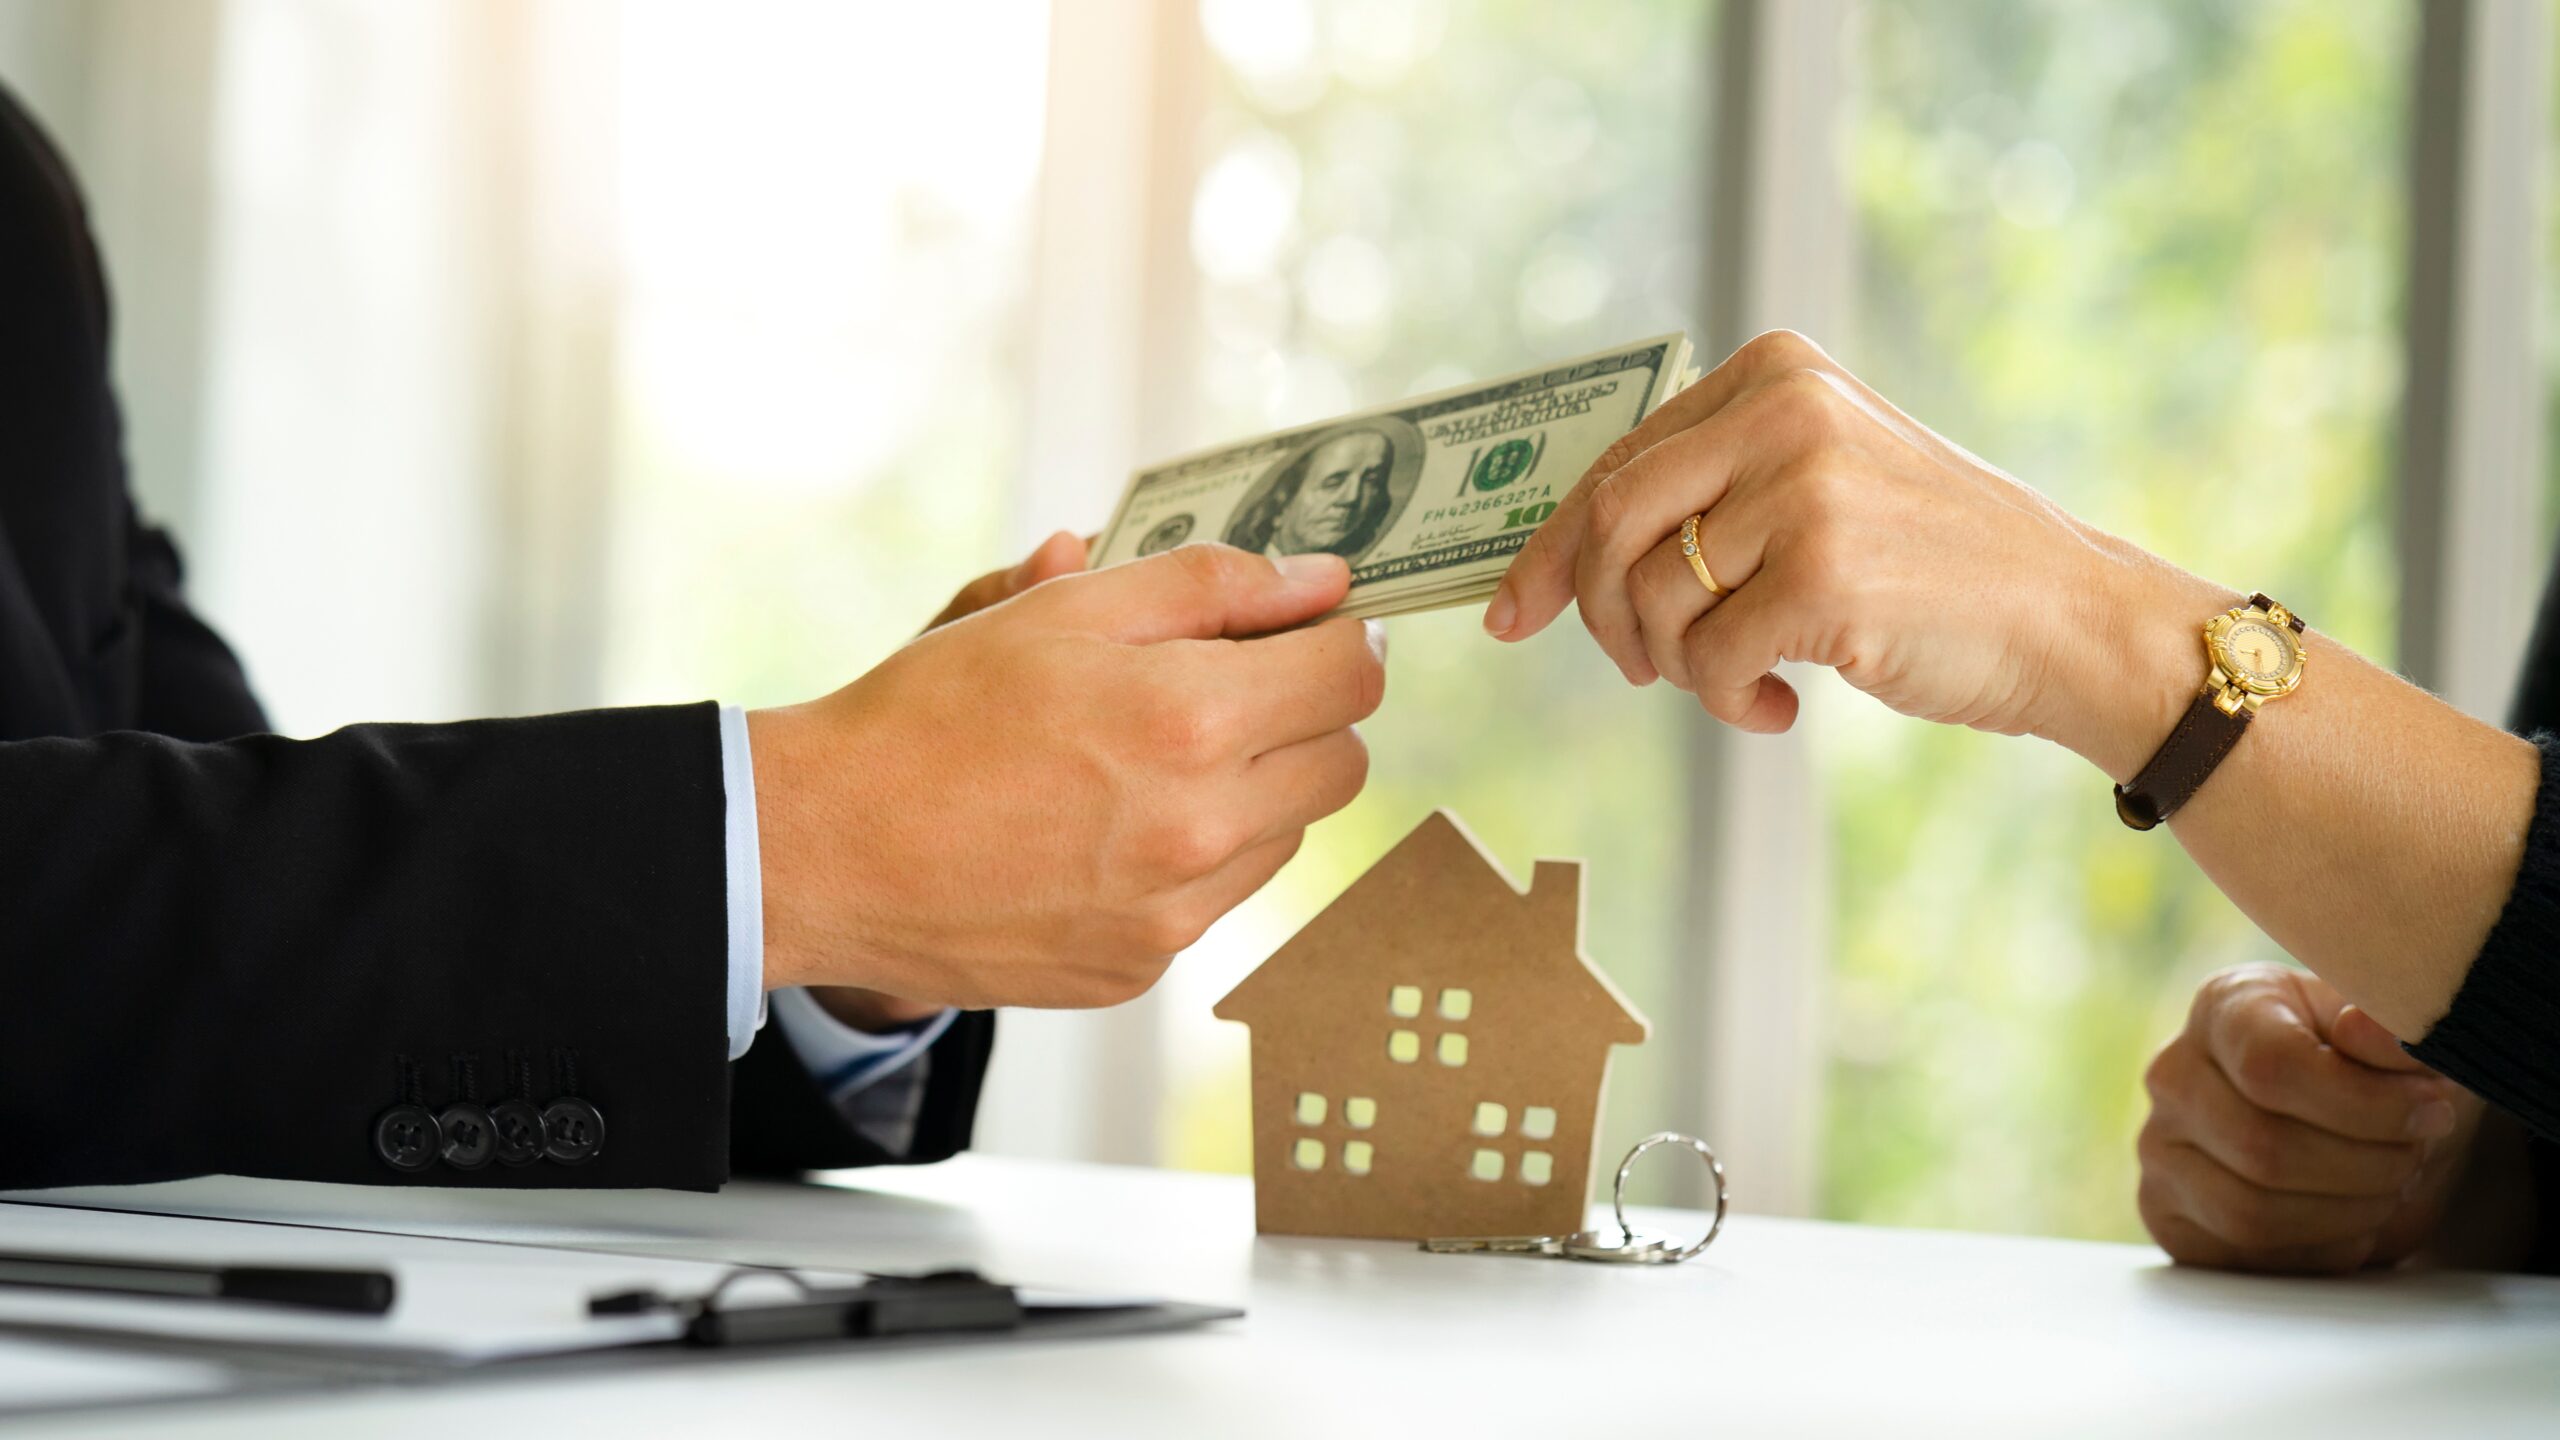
[2221,619,2297,686]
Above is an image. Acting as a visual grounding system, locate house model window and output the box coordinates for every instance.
[1213,810,1651,1241]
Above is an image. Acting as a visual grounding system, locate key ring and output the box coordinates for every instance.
[1597,1131,1727,1263]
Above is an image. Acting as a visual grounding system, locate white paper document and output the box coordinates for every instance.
[0,1201,868,1366]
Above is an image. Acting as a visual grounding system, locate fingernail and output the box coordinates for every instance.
[1276,553,1343,585]
[1362,618,1388,663]
[2407,1100,2456,1140]
[1483,588,1518,637]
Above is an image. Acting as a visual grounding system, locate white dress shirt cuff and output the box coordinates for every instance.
[770,987,959,1100]
[718,705,768,1060]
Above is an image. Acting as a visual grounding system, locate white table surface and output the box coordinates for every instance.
[8,1155,2558,1438]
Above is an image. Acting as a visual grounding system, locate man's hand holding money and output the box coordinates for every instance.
[751,543,1386,1013]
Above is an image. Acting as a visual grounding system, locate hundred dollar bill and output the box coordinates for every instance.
[1092,333,1696,621]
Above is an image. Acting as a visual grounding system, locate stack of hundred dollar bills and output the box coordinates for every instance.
[1091,333,1698,621]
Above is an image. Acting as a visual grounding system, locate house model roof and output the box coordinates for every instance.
[1215,809,1648,1045]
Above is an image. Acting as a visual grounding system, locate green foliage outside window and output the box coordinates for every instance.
[1833,0,2407,1237]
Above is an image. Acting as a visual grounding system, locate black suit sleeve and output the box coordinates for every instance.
[0,705,739,1190]
[0,701,1000,1191]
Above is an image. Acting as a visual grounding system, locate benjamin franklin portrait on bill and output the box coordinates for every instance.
[1222,420,1423,563]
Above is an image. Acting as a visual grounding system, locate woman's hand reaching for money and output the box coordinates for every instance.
[1481,328,2542,1183]
[1481,329,2226,781]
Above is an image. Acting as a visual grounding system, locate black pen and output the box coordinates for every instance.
[0,1250,396,1315]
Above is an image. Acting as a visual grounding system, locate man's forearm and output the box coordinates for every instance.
[2053,542,2538,1041]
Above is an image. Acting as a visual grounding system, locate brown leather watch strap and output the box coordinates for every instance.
[2249,591,2307,634]
[2114,688,2251,831]
[2115,593,2305,830]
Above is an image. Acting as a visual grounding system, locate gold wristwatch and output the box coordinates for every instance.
[2113,592,2306,831]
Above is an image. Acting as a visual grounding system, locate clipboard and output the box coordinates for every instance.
[584,1264,1238,1351]
[0,1201,1239,1421]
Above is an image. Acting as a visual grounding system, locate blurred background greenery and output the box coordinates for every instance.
[1824,0,2405,1236]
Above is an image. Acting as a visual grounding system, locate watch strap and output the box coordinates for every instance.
[2114,687,2252,831]
[2113,593,2305,831]
[2248,591,2307,635]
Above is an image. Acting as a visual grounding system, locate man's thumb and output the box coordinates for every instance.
[1058,544,1350,643]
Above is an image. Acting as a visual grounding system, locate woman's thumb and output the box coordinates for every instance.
[2330,1003,2432,1074]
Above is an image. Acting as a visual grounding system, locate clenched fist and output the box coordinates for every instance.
[2137,963,2481,1274]
[752,542,1384,1011]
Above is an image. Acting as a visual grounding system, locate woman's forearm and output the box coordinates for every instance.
[2053,539,2538,1042]
[1489,329,2542,1045]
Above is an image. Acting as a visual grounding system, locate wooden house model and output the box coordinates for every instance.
[1213,811,1650,1240]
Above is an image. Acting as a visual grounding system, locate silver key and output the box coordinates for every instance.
[1420,1234,1566,1256]
[1557,1228,1676,1264]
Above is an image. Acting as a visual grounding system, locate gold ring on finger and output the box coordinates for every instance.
[1680,514,1725,597]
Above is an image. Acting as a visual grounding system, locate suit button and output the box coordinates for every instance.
[489,1099,547,1167]
[541,1098,605,1165]
[373,1104,442,1173]
[437,1102,496,1170]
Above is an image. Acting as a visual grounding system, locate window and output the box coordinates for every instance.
[1469,1149,1505,1182]
[1519,1106,1557,1142]
[1520,1151,1554,1186]
[1437,988,1473,1021]
[1471,1102,1507,1137]
[601,4,1051,715]
[1435,1034,1469,1068]
[1289,1091,1371,1174]
[1387,985,1424,1019]
[1387,1030,1421,1064]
